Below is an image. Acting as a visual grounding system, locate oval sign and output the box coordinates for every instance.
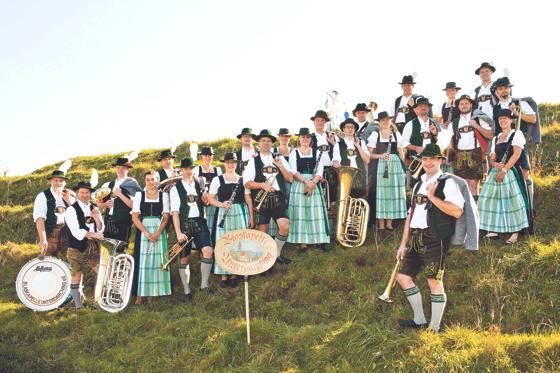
[214,229,277,276]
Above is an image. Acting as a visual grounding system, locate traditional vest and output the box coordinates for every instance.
[451,116,480,150]
[441,104,460,124]
[493,131,520,166]
[311,133,334,160]
[236,147,255,174]
[374,131,398,155]
[108,180,132,222]
[408,118,437,158]
[175,179,205,232]
[197,165,219,188]
[158,169,170,182]
[139,191,164,219]
[413,178,456,240]
[492,103,530,136]
[43,188,68,236]
[251,153,286,200]
[217,176,245,204]
[337,139,365,172]
[394,95,419,123]
[295,149,317,174]
[68,201,98,251]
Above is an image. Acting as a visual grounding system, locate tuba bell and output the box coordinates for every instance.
[335,166,370,247]
[94,238,134,313]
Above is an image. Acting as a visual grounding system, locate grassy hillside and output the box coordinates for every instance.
[1,106,560,372]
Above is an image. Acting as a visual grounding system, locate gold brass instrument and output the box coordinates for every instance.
[161,237,193,271]
[408,156,424,179]
[254,175,277,212]
[378,259,401,303]
[335,166,370,247]
[91,187,112,204]
[158,175,183,193]
[94,238,134,313]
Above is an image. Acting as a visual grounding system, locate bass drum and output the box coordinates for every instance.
[15,256,72,311]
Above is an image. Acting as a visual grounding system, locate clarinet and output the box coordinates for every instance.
[217,179,241,229]
[382,129,394,179]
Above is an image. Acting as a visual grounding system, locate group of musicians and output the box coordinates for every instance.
[32,62,538,332]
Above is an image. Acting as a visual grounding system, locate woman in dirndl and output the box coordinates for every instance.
[368,111,407,231]
[194,146,222,237]
[131,170,171,304]
[208,152,254,288]
[287,127,330,250]
[478,109,529,244]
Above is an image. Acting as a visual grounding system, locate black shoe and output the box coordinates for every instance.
[184,293,193,302]
[226,278,238,288]
[318,243,330,252]
[219,280,229,288]
[398,319,427,329]
[201,287,214,295]
[276,255,292,265]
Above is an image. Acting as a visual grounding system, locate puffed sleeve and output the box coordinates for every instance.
[130,191,142,213]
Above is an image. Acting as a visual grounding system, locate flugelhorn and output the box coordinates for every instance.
[408,156,424,179]
[378,259,401,303]
[161,237,193,271]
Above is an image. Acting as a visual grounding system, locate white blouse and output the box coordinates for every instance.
[130,191,170,214]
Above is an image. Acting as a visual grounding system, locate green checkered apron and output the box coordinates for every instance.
[287,174,330,244]
[137,217,171,296]
[478,168,529,233]
[213,203,250,275]
[376,154,407,219]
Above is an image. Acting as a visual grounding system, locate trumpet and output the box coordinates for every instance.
[161,237,193,271]
[254,175,277,212]
[378,259,401,303]
[408,156,424,179]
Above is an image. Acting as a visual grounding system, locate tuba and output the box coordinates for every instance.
[94,238,134,313]
[335,166,370,247]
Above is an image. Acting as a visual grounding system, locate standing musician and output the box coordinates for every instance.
[393,75,420,133]
[478,109,530,244]
[131,170,171,304]
[157,149,178,182]
[244,129,294,265]
[170,157,214,300]
[440,82,461,127]
[287,127,330,251]
[367,112,407,231]
[332,118,370,197]
[447,94,494,199]
[310,110,338,207]
[65,181,105,310]
[193,146,222,237]
[395,144,465,333]
[492,76,537,182]
[235,127,258,175]
[474,62,497,118]
[33,170,74,258]
[96,157,136,243]
[274,128,292,161]
[208,152,254,288]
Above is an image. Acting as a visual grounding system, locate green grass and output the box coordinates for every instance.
[1,108,560,372]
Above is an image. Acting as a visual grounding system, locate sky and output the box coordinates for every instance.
[1,0,559,176]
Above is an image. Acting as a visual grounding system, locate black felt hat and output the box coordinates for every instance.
[112,157,133,168]
[73,181,96,192]
[412,96,433,108]
[237,127,257,140]
[455,94,476,106]
[493,77,513,88]
[496,108,515,119]
[46,170,69,180]
[310,110,330,121]
[256,129,277,142]
[220,152,238,163]
[475,62,496,75]
[352,103,371,115]
[443,82,461,91]
[399,75,416,85]
[277,128,291,136]
[417,144,445,159]
[339,118,359,131]
[376,111,391,121]
[296,127,312,136]
[157,149,176,161]
[199,146,214,156]
[179,157,195,169]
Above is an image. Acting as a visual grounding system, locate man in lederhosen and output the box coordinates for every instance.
[354,103,380,225]
[96,157,136,243]
[33,170,75,258]
[310,110,337,215]
[395,144,465,333]
[392,75,420,133]
[447,94,494,199]
[65,181,105,310]
[244,129,294,265]
[158,149,178,182]
[235,127,258,175]
[440,82,461,127]
[474,62,497,118]
[170,157,214,301]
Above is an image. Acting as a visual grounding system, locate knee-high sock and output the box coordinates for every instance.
[71,283,83,308]
[403,285,426,325]
[275,233,287,257]
[200,258,213,289]
[429,293,447,332]
[178,264,191,294]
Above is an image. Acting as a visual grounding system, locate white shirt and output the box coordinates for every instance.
[313,131,336,166]
[102,178,126,216]
[332,137,369,168]
[409,171,465,229]
[476,82,494,117]
[33,188,68,225]
[240,147,257,161]
[243,153,293,191]
[288,148,324,177]
[401,117,437,148]
[162,168,174,179]
[497,97,535,116]
[367,130,403,148]
[208,174,249,195]
[490,130,526,155]
[392,95,412,124]
[169,179,203,218]
[65,200,105,241]
[455,113,492,150]
[130,191,170,214]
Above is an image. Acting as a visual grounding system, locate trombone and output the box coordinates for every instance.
[378,259,401,303]
[161,236,193,271]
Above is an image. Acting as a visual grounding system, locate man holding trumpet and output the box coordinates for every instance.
[394,144,464,333]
